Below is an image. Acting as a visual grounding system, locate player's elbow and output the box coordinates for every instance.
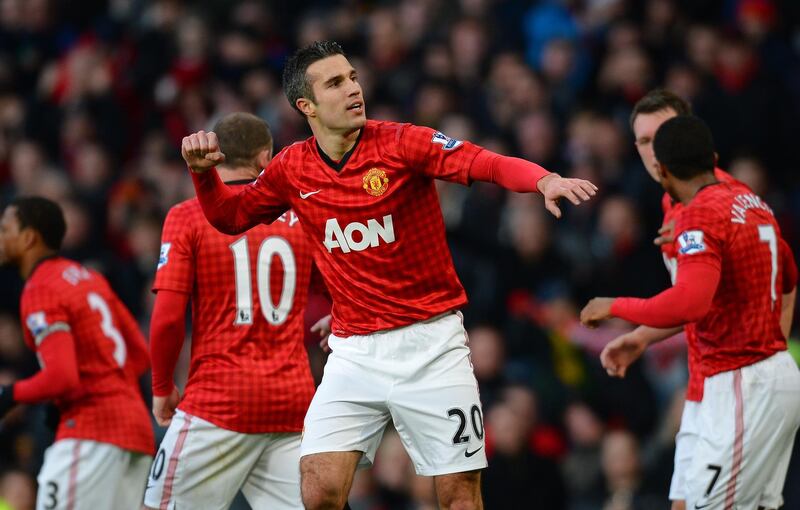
[54,366,80,397]
[680,297,713,323]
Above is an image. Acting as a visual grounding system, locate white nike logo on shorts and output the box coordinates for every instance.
[299,190,321,199]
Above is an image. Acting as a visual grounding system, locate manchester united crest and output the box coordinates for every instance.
[362,168,389,196]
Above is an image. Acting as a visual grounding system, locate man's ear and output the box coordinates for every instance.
[655,160,668,181]
[296,97,316,118]
[19,228,37,251]
[257,147,273,169]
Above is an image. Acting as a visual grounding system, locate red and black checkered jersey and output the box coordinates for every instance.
[20,258,154,454]
[154,192,315,433]
[194,120,482,337]
[672,181,786,377]
[660,168,738,401]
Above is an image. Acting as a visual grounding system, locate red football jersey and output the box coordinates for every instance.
[153,191,315,433]
[193,120,482,336]
[661,168,737,401]
[20,258,154,454]
[672,181,786,377]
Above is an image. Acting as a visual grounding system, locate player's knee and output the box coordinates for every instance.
[435,471,483,510]
[300,484,347,510]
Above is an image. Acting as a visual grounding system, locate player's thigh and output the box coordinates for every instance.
[114,452,152,510]
[36,439,127,510]
[434,469,482,509]
[390,315,487,476]
[241,433,303,510]
[686,355,800,509]
[301,339,392,468]
[669,401,701,502]
[144,410,260,510]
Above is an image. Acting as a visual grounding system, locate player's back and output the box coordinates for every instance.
[677,182,786,376]
[21,257,154,454]
[155,195,315,434]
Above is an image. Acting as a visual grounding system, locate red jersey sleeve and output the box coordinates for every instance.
[153,204,196,294]
[781,238,798,293]
[13,330,80,402]
[398,124,482,185]
[191,156,290,235]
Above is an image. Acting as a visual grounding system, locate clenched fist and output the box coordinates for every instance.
[181,130,226,173]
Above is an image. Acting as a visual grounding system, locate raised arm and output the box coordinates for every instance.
[468,150,598,218]
[183,130,289,234]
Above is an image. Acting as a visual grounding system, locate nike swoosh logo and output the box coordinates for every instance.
[694,503,712,509]
[465,446,483,458]
[299,190,321,199]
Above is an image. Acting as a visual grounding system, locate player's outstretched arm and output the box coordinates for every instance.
[149,289,189,426]
[2,331,80,418]
[581,259,721,329]
[468,150,598,218]
[600,326,682,378]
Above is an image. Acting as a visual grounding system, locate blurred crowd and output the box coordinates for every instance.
[1,0,799,509]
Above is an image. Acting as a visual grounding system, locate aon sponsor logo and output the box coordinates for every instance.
[323,215,396,253]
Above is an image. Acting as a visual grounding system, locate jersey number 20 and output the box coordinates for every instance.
[229,236,297,326]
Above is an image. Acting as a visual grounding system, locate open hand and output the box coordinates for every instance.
[181,130,226,173]
[537,174,598,218]
[311,314,333,353]
[600,332,648,378]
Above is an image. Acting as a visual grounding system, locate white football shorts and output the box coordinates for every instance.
[36,439,151,510]
[669,399,701,501]
[685,351,800,510]
[301,311,487,476]
[143,410,302,510]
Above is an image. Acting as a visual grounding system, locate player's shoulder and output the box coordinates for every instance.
[23,257,93,302]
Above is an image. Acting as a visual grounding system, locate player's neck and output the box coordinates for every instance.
[676,173,719,205]
[217,166,259,183]
[312,125,361,162]
[20,248,56,280]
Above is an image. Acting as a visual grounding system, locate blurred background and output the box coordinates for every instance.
[0,0,799,509]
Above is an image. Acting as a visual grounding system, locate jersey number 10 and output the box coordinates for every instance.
[229,235,297,326]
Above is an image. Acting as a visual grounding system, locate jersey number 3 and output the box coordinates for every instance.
[230,236,297,326]
[87,292,127,367]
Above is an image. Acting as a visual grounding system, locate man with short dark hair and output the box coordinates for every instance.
[144,112,317,510]
[581,115,800,510]
[183,40,597,509]
[609,90,797,510]
[0,196,154,510]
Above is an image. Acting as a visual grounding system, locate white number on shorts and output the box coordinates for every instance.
[230,236,297,326]
[758,225,778,309]
[447,405,484,444]
[87,292,127,367]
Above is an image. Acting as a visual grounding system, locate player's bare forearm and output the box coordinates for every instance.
[632,325,684,346]
[781,287,796,339]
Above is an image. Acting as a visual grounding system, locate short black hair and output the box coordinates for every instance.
[282,41,346,114]
[629,88,692,128]
[213,112,272,168]
[653,115,715,180]
[9,196,66,250]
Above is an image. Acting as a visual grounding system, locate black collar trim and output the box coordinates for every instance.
[224,179,256,185]
[316,128,364,172]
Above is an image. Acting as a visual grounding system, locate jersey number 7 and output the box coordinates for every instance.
[229,235,297,326]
